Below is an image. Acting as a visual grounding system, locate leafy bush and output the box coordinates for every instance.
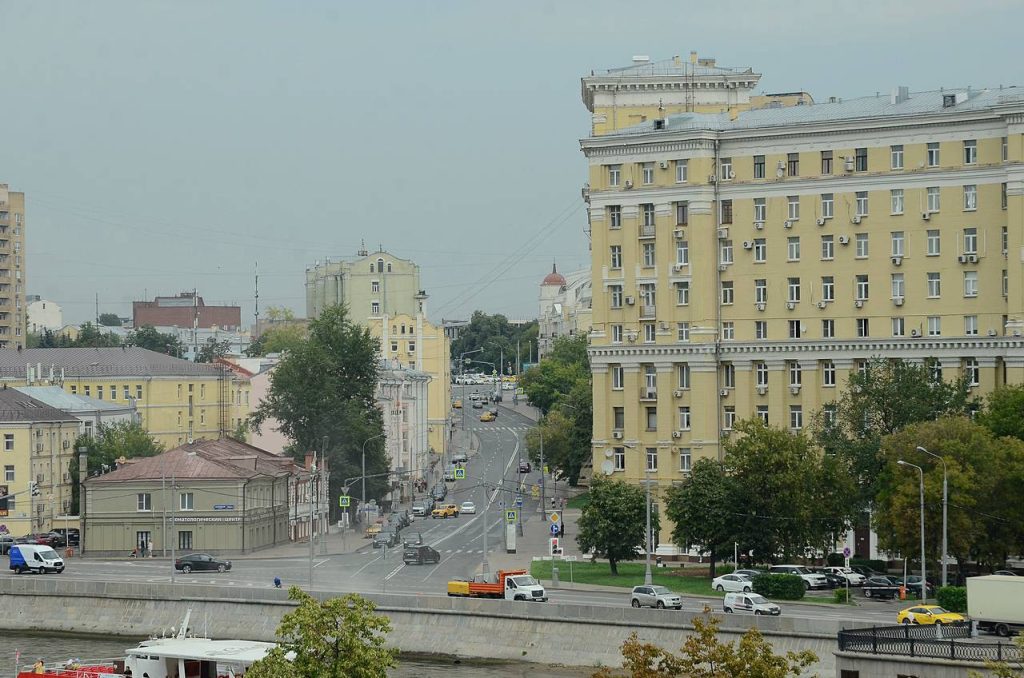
[937,585,967,613]
[834,588,852,603]
[850,557,887,572]
[826,553,844,566]
[752,574,806,600]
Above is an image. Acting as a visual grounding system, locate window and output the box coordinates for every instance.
[891,189,904,215]
[722,363,735,388]
[824,405,838,426]
[855,147,867,171]
[608,205,622,228]
[755,321,767,339]
[675,281,690,305]
[756,406,769,425]
[857,318,870,337]
[390,341,398,353]
[964,228,978,254]
[753,155,765,179]
[891,317,905,337]
[677,363,691,389]
[927,142,940,167]
[822,360,836,386]
[928,316,941,336]
[613,407,625,429]
[927,186,940,212]
[720,200,733,224]
[610,245,622,268]
[678,407,691,430]
[927,272,941,298]
[964,358,980,386]
[69,385,77,395]
[371,280,380,293]
[613,447,625,471]
[642,162,655,185]
[790,406,803,430]
[646,447,658,471]
[964,271,978,297]
[180,492,194,511]
[822,276,835,301]
[722,321,734,340]
[4,464,13,481]
[928,359,943,382]
[109,385,117,400]
[891,231,905,257]
[136,385,143,400]
[927,230,941,256]
[178,531,193,551]
[755,362,769,386]
[3,434,12,451]
[890,273,905,299]
[821,193,834,218]
[608,164,621,186]
[856,274,870,300]
[646,407,657,432]
[1003,136,1009,162]
[821,235,834,260]
[720,239,733,265]
[611,324,623,343]
[610,285,623,308]
[675,201,689,225]
[855,233,869,258]
[123,385,130,400]
[371,301,380,315]
[1003,226,1009,255]
[644,364,657,397]
[676,240,689,266]
[754,279,767,304]
[787,277,801,302]
[1004,268,1009,297]
[676,322,689,341]
[964,184,977,211]
[641,203,655,227]
[788,320,801,339]
[679,448,692,472]
[787,237,801,261]
[642,242,656,267]
[753,238,767,263]
[822,319,835,338]
[611,365,624,389]
[97,386,103,400]
[820,150,833,175]
[787,196,800,220]
[137,493,152,512]
[720,157,733,181]
[891,144,904,169]
[787,152,799,176]
[855,191,869,216]
[787,361,801,387]
[675,159,688,183]
[753,198,766,222]
[721,281,734,305]
[644,323,656,343]
[965,315,979,336]
[964,139,977,165]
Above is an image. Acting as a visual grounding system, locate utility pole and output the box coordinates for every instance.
[308,446,316,591]
[537,430,545,514]
[170,473,176,584]
[643,471,653,585]
[320,437,328,556]
[482,485,490,576]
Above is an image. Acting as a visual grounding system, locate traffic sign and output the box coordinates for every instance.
[531,485,540,499]
[549,512,560,524]
[549,523,560,536]
[454,467,466,479]
[515,496,523,508]
[506,510,517,523]
[498,500,505,509]
[338,495,351,508]
[842,546,851,558]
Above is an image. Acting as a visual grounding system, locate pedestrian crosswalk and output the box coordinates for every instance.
[471,425,533,432]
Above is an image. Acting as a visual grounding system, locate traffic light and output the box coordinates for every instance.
[29,481,40,497]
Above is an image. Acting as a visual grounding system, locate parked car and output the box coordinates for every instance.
[174,553,231,573]
[899,575,937,597]
[630,585,682,610]
[452,400,463,409]
[431,484,447,501]
[768,565,829,590]
[824,566,867,586]
[52,528,80,547]
[411,501,429,517]
[723,592,781,616]
[851,565,886,579]
[518,460,532,474]
[23,532,64,548]
[993,570,1019,576]
[734,568,763,579]
[0,534,13,555]
[862,576,902,599]
[897,605,965,625]
[451,452,469,464]
[472,400,483,409]
[460,501,477,515]
[372,530,400,549]
[403,545,440,565]
[810,568,845,589]
[712,573,753,593]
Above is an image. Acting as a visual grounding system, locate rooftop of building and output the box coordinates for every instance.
[135,292,239,310]
[13,386,134,413]
[542,263,567,287]
[586,54,757,80]
[592,86,1024,139]
[0,347,229,378]
[0,387,79,423]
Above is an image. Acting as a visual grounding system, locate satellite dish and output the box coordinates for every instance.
[604,449,613,458]
[601,460,614,476]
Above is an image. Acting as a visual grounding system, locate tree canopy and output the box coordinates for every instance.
[127,325,182,355]
[664,459,733,577]
[97,313,122,327]
[977,385,1024,442]
[576,476,657,575]
[69,421,165,514]
[247,323,308,357]
[449,311,538,375]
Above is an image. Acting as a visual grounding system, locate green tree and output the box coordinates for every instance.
[450,311,538,375]
[251,323,308,356]
[520,335,590,414]
[98,313,122,327]
[73,322,122,348]
[250,305,388,513]
[127,325,182,355]
[69,422,165,514]
[246,587,397,678]
[977,385,1024,442]
[197,338,232,363]
[576,476,658,575]
[665,459,733,577]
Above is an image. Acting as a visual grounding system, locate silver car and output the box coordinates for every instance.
[630,585,682,609]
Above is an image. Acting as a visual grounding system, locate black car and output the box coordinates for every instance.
[373,530,400,549]
[518,460,532,474]
[431,484,447,501]
[851,565,885,579]
[52,528,80,547]
[0,534,13,555]
[811,568,845,589]
[174,553,232,573]
[403,545,440,565]
[403,532,424,548]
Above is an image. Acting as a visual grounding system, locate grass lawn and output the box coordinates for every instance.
[566,492,589,510]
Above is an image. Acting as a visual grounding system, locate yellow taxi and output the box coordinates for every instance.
[431,503,460,519]
[896,605,965,625]
[453,400,463,409]
[364,523,383,538]
[479,411,496,422]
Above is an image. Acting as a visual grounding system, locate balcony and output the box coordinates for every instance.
[639,388,658,402]
[640,304,657,319]
[638,223,656,238]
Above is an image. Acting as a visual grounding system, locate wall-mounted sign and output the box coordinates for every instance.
[213,504,235,510]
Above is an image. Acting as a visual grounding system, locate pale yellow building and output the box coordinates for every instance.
[0,348,251,449]
[0,185,27,348]
[583,83,1024,551]
[0,389,80,535]
[305,246,422,320]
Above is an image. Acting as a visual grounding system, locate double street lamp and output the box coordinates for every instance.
[916,446,948,588]
[897,460,927,602]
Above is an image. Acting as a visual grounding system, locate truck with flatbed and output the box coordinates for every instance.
[968,574,1024,637]
[861,575,902,599]
[447,569,548,601]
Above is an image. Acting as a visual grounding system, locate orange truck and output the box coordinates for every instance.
[446,569,548,601]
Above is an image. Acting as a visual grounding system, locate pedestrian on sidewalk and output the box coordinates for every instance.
[148,540,154,558]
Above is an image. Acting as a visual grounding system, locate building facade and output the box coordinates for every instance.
[0,348,251,449]
[377,360,429,504]
[583,84,1024,551]
[26,297,62,334]
[538,263,593,359]
[13,386,137,436]
[305,247,422,320]
[0,185,26,349]
[133,291,242,331]
[0,389,81,535]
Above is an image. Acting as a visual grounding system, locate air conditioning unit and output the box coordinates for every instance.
[612,431,624,440]
[673,228,685,238]
[910,328,920,337]
[784,220,793,229]
[672,431,682,439]
[855,299,864,308]
[720,389,730,397]
[645,389,657,400]
[625,295,635,305]
[754,221,765,230]
[891,256,903,266]
[717,228,729,239]
[673,389,685,398]
[816,217,826,226]
[957,255,968,264]
[790,385,801,395]
[659,321,670,331]
[838,236,850,245]
[967,254,978,263]
[817,300,827,309]
[743,240,753,250]
[708,174,718,183]
[718,263,729,272]
[727,170,736,180]
[922,212,931,221]
[755,302,766,312]
[786,301,796,310]
[893,296,904,306]
[844,157,855,172]
[659,160,670,170]
[988,329,998,337]
[851,215,862,225]
[756,386,767,396]
[624,179,634,189]
[672,264,685,272]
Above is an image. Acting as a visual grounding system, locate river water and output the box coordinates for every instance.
[2,633,592,677]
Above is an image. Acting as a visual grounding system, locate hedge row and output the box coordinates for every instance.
[752,574,806,600]
[937,586,967,612]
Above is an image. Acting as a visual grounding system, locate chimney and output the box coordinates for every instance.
[689,51,698,64]
[891,86,910,105]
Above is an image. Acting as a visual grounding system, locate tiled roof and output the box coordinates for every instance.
[13,386,132,413]
[0,388,79,423]
[0,347,227,378]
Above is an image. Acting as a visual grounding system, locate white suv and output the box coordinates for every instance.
[768,564,829,590]
[824,566,866,586]
[630,585,682,609]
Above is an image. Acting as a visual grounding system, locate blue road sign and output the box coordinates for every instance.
[515,496,523,508]
[550,523,560,536]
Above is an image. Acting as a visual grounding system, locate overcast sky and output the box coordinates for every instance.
[3,0,1022,326]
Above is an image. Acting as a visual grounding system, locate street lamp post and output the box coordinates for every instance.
[644,469,653,586]
[898,460,927,602]
[916,445,948,588]
[361,432,386,526]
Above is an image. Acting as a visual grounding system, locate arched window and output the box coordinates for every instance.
[377,258,385,273]
[387,263,392,272]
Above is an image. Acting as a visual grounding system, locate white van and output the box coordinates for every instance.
[9,543,65,574]
[723,592,780,616]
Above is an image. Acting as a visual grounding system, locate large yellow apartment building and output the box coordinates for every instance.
[583,80,1024,551]
[0,348,251,449]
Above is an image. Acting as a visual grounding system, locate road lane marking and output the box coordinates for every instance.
[383,564,404,581]
[313,558,330,569]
